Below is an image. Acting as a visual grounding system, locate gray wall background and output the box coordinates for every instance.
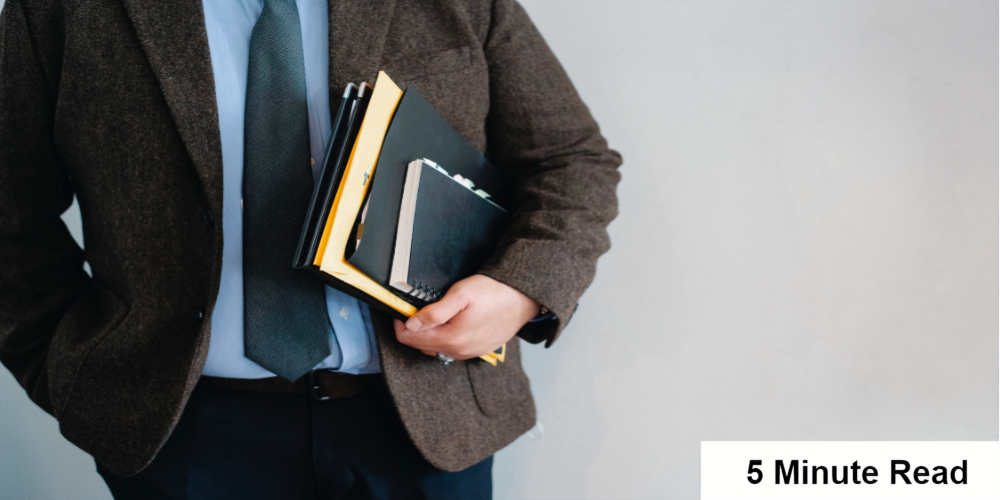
[1,0,996,499]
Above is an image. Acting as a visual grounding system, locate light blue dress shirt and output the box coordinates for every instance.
[201,0,380,378]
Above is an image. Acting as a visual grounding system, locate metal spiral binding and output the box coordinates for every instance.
[406,281,442,302]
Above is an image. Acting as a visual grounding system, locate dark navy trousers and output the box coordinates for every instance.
[96,382,492,500]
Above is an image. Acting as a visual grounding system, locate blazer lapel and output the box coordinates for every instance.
[120,0,223,204]
[120,0,397,204]
[327,0,397,91]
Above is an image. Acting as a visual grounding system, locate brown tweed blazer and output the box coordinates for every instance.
[0,0,621,476]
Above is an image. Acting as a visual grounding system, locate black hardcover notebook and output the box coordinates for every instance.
[347,87,510,286]
[389,159,509,304]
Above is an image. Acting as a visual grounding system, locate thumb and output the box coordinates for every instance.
[406,289,469,331]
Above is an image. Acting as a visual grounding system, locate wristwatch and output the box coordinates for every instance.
[529,306,555,323]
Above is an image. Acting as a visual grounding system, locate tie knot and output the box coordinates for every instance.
[261,0,299,19]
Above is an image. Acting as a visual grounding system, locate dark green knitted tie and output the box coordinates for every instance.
[243,0,331,381]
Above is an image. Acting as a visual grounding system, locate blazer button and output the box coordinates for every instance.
[196,309,205,321]
[203,209,214,226]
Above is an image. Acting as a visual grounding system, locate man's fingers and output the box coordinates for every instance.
[414,323,480,358]
[396,317,446,350]
[405,289,469,332]
[397,322,471,353]
[396,319,439,351]
[394,280,498,360]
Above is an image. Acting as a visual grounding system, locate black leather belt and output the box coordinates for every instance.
[198,370,382,401]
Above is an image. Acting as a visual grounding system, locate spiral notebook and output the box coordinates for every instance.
[389,159,509,304]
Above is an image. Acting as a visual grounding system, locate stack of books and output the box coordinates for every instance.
[293,72,510,365]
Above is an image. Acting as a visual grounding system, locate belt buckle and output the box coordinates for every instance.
[307,370,330,402]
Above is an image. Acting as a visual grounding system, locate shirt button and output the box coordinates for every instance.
[196,309,205,321]
[203,209,214,226]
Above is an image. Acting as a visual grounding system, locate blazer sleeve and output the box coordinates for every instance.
[0,0,89,415]
[476,0,622,347]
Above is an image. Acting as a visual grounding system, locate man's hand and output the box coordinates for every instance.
[394,275,541,360]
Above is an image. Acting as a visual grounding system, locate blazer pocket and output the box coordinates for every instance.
[47,278,130,418]
[382,45,474,83]
[465,341,532,417]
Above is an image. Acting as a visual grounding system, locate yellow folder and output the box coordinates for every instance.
[315,72,417,317]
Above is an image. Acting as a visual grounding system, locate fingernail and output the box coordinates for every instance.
[406,317,424,331]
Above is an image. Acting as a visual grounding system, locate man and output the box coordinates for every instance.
[0,0,620,498]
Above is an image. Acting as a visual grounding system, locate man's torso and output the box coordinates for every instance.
[28,0,534,476]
